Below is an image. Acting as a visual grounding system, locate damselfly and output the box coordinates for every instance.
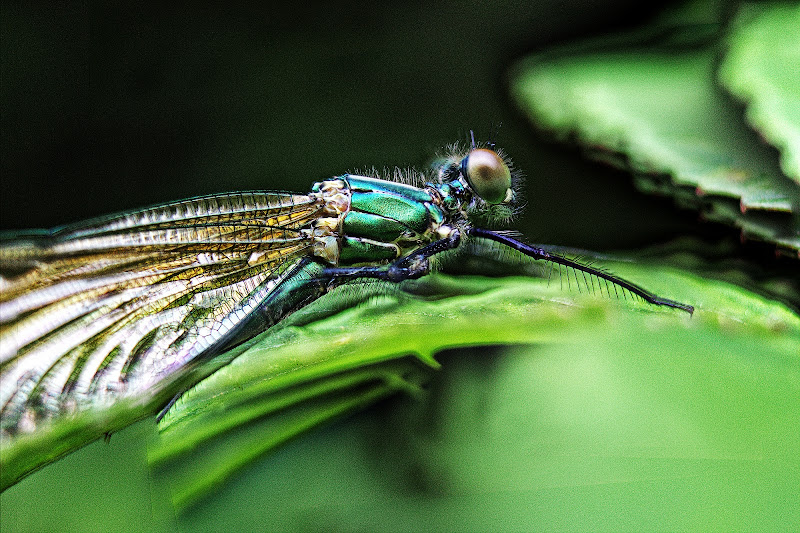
[0,142,692,441]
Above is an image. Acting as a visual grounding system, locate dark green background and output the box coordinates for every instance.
[1,0,699,249]
[3,4,798,531]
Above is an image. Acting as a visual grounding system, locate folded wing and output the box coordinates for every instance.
[0,191,324,435]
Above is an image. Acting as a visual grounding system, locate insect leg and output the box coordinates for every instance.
[467,227,693,314]
[322,231,462,283]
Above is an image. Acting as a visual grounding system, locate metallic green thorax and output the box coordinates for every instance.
[310,175,465,266]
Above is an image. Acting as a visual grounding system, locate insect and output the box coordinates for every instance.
[0,141,692,442]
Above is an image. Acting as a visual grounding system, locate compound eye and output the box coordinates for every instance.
[461,148,512,204]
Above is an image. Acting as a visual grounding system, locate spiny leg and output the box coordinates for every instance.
[468,227,693,315]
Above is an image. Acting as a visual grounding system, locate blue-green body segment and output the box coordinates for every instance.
[349,193,430,234]
[339,237,399,264]
[346,176,434,203]
[214,258,328,356]
[336,175,448,265]
[342,211,408,241]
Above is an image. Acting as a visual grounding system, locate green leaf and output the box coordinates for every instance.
[0,419,175,532]
[2,254,797,529]
[509,2,800,256]
[145,250,798,509]
[718,2,800,185]
[0,333,251,492]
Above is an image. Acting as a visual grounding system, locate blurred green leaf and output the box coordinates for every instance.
[0,419,174,532]
[632,236,800,308]
[145,246,799,510]
[718,2,800,185]
[510,2,800,256]
[4,259,797,530]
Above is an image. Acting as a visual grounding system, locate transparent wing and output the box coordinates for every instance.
[0,191,325,435]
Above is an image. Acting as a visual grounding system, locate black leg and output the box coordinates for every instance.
[322,230,462,283]
[468,227,693,315]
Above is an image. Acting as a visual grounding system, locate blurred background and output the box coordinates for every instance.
[1,0,700,251]
[4,4,799,531]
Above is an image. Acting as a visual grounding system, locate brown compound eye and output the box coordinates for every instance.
[460,148,512,204]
